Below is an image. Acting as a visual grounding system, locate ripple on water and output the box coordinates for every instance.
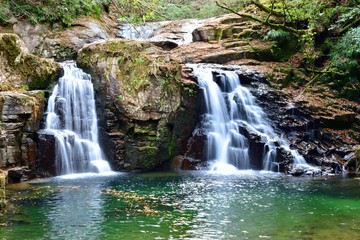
[1,172,360,239]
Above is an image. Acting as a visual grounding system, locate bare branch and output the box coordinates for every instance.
[251,0,284,18]
[340,17,360,34]
[216,1,302,35]
[264,0,275,23]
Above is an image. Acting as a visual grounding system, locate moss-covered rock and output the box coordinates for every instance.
[78,39,181,121]
[77,39,198,171]
[0,33,60,91]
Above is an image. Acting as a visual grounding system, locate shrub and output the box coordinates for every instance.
[0,0,108,26]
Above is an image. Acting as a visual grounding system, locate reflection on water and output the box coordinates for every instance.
[1,171,360,239]
[42,178,106,239]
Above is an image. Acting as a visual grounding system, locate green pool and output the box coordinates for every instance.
[1,171,360,239]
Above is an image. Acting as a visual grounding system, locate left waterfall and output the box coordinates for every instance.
[44,62,112,175]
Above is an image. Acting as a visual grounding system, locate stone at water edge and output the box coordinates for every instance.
[346,146,360,174]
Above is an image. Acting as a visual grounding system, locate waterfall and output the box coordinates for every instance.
[44,62,112,175]
[192,65,307,172]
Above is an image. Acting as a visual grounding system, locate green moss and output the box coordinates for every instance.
[78,39,181,98]
[214,27,224,41]
[0,34,59,91]
[126,144,160,170]
[0,34,22,65]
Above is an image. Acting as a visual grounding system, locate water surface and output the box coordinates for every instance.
[1,171,360,239]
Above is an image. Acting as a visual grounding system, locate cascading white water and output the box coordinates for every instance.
[45,62,112,175]
[193,65,307,172]
[118,19,206,46]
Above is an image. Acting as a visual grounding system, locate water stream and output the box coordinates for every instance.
[44,62,112,175]
[192,65,308,172]
[117,19,206,46]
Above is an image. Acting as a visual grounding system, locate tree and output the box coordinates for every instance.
[0,0,162,26]
[216,0,360,99]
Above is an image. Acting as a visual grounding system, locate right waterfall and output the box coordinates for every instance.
[192,65,308,172]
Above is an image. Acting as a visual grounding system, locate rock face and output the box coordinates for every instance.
[0,91,46,169]
[0,33,58,176]
[250,77,357,173]
[36,131,56,176]
[77,39,199,170]
[169,15,277,65]
[13,17,115,60]
[0,33,59,91]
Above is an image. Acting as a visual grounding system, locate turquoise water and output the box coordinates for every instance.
[1,171,360,239]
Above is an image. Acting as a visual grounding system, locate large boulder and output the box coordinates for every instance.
[13,17,115,60]
[0,33,59,91]
[77,39,199,171]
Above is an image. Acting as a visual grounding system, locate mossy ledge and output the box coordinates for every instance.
[0,33,60,91]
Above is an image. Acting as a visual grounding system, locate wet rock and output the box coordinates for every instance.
[185,127,207,160]
[323,113,357,129]
[237,125,265,170]
[346,146,360,174]
[247,132,266,170]
[290,167,304,176]
[7,167,24,183]
[172,155,199,170]
[36,131,56,176]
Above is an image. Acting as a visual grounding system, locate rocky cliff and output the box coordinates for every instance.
[77,39,198,170]
[0,33,59,180]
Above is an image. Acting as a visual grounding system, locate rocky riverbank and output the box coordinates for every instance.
[0,11,359,180]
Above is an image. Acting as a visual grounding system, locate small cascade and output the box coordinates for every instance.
[192,65,307,172]
[117,19,206,46]
[44,62,112,175]
[117,22,169,40]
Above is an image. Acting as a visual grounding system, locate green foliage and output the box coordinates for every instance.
[327,26,360,101]
[265,29,293,42]
[1,0,108,26]
[112,0,160,24]
[157,0,250,20]
[264,29,299,61]
[335,27,360,60]
[331,6,360,30]
[0,4,10,24]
